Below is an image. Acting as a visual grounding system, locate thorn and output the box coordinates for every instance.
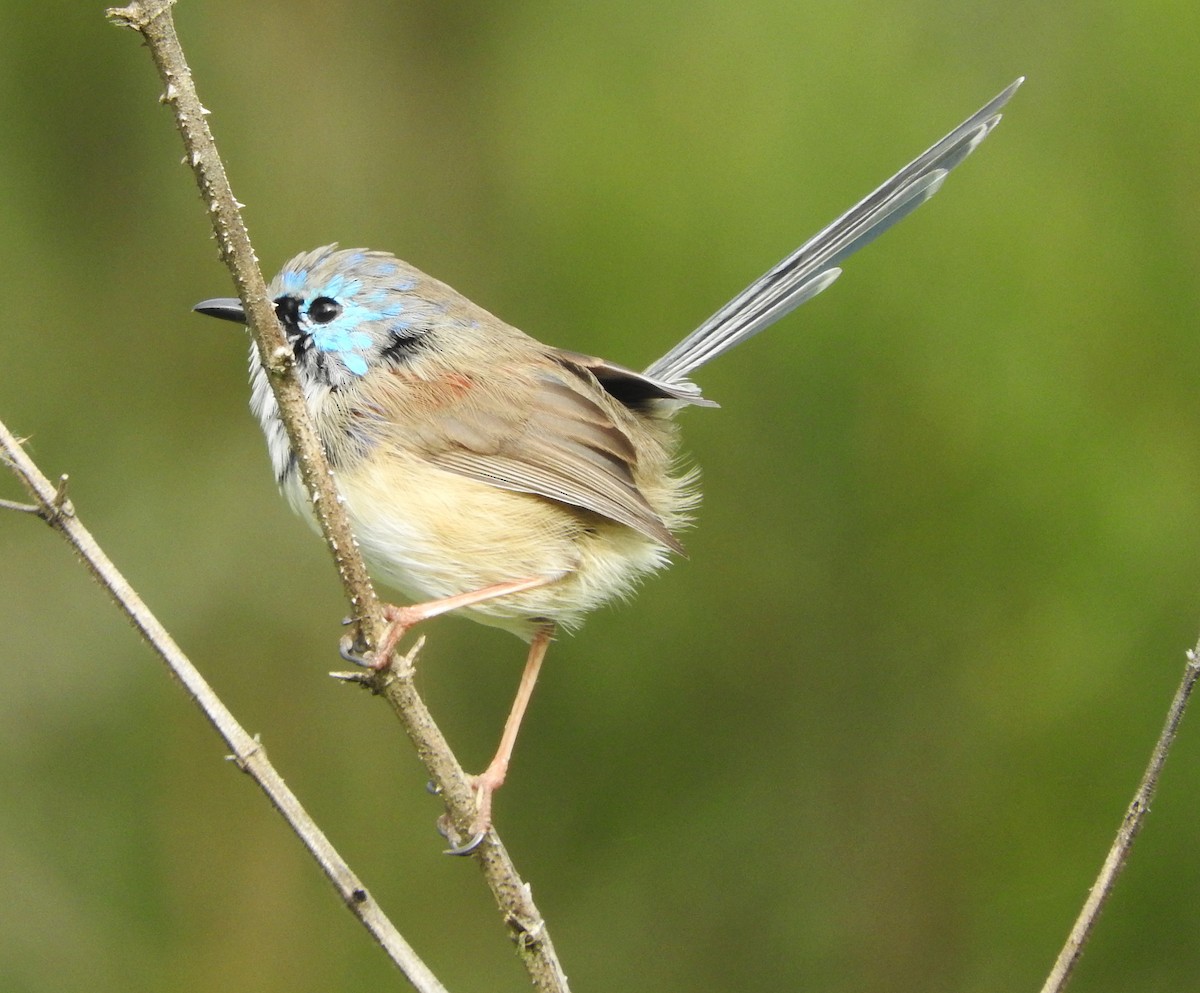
[52,474,71,513]
[392,635,425,678]
[225,733,263,769]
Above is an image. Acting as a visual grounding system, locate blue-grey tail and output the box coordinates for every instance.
[643,77,1023,390]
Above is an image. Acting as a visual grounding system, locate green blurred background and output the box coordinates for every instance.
[3,2,1200,991]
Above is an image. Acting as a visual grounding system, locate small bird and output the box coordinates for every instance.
[196,79,1021,843]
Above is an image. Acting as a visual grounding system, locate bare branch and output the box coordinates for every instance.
[106,0,379,629]
[103,2,569,988]
[1039,643,1200,993]
[0,418,448,993]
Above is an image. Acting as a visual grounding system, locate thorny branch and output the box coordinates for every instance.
[0,419,447,993]
[0,2,586,990]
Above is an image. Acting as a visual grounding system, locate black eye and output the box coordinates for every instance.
[274,296,300,326]
[308,297,342,324]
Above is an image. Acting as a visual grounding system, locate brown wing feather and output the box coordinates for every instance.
[393,355,684,554]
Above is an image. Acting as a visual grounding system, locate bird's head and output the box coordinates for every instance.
[194,244,438,389]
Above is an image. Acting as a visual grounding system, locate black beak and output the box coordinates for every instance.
[193,297,247,324]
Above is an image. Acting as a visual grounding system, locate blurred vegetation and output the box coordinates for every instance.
[4,2,1200,991]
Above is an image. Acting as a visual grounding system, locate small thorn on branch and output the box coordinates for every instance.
[51,474,72,514]
[329,669,373,686]
[104,6,138,28]
[225,733,264,771]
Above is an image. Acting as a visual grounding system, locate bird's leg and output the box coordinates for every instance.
[371,574,557,667]
[462,624,554,843]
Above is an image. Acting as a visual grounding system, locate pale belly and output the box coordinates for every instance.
[284,451,672,639]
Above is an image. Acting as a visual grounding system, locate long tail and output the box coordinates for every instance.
[643,77,1023,388]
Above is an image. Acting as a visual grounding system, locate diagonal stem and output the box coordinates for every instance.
[1038,643,1200,993]
[0,419,448,993]
[102,2,570,989]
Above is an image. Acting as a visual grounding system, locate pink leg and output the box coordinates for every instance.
[468,625,554,837]
[372,574,556,667]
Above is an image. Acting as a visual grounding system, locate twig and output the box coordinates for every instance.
[0,419,448,993]
[103,2,569,989]
[1038,642,1200,993]
[105,0,379,628]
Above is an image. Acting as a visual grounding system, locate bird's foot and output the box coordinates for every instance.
[370,603,424,669]
[438,763,508,856]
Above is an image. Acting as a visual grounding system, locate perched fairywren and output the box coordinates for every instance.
[196,79,1021,842]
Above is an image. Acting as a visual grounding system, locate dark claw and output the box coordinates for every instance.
[338,634,373,667]
[436,813,486,856]
[444,831,487,856]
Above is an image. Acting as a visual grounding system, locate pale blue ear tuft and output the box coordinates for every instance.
[311,324,373,375]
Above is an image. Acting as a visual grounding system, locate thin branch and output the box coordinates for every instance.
[0,420,448,993]
[105,0,379,628]
[1038,642,1200,993]
[103,2,569,989]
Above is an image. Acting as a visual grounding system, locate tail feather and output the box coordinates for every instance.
[644,77,1023,386]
